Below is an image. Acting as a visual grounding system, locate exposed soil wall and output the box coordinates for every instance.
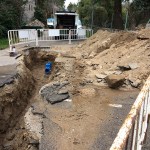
[0,48,57,149]
[0,57,35,134]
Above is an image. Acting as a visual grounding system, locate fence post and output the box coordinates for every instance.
[68,29,71,44]
[8,31,12,51]
[36,30,39,47]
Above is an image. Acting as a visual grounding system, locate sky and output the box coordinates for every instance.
[65,0,79,8]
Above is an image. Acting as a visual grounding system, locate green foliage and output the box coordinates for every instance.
[0,0,25,38]
[0,0,65,38]
[78,0,113,28]
[0,39,9,50]
[112,0,124,29]
[93,6,108,27]
[67,3,78,11]
[128,0,150,27]
[34,7,46,24]
[0,25,6,38]
[132,0,150,11]
[34,0,65,23]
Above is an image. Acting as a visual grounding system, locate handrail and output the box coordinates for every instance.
[110,76,150,150]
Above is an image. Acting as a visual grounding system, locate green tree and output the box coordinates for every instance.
[127,0,150,28]
[34,0,65,24]
[132,0,150,11]
[67,3,78,12]
[0,0,25,37]
[34,6,45,23]
[78,0,113,29]
[112,0,124,29]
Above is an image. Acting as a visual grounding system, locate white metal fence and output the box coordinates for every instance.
[110,76,150,150]
[8,29,37,49]
[37,29,93,41]
[8,29,93,49]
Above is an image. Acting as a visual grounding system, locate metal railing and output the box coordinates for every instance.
[8,29,37,49]
[8,28,93,49]
[110,76,150,150]
[37,29,93,42]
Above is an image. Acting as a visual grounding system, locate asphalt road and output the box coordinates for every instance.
[37,87,139,150]
[0,49,17,87]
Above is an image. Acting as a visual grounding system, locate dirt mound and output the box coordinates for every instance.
[73,29,150,89]
[72,30,137,59]
[138,29,150,39]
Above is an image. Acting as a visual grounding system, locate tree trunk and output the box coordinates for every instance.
[112,0,124,30]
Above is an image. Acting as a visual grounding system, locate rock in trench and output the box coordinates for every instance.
[105,74,125,88]
[128,78,141,88]
[40,82,70,104]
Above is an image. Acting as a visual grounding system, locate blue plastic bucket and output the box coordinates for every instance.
[45,62,52,74]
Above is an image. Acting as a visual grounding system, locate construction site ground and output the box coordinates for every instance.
[0,29,150,150]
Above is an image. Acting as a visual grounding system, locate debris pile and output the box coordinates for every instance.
[71,29,150,89]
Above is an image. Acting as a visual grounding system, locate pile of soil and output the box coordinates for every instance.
[70,29,150,89]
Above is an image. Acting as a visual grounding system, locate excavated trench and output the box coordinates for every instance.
[0,48,57,150]
[0,47,139,150]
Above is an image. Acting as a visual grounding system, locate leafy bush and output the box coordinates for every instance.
[0,39,9,50]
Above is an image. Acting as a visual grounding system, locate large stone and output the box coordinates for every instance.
[46,93,69,104]
[40,81,70,104]
[118,63,139,71]
[128,78,141,88]
[105,75,125,88]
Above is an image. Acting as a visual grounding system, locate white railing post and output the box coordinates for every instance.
[110,76,150,150]
[68,29,71,44]
[8,31,12,51]
[36,29,39,47]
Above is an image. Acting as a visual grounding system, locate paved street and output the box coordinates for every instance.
[0,49,18,87]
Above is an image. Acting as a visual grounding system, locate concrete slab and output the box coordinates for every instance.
[0,49,17,66]
[0,64,17,87]
[0,49,18,87]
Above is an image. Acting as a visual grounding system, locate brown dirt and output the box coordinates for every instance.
[66,29,150,89]
[0,49,58,150]
[1,28,150,150]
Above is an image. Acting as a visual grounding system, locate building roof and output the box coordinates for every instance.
[26,19,45,27]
